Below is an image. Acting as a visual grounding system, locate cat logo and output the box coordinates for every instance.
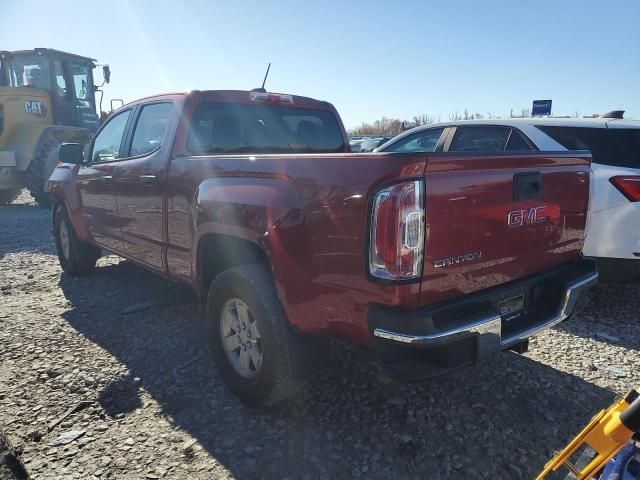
[24,100,47,118]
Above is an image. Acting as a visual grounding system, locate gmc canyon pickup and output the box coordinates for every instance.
[46,90,597,406]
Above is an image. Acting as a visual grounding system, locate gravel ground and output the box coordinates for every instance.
[1,191,639,480]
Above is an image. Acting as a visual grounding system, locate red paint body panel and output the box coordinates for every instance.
[420,153,591,306]
[166,153,426,343]
[46,91,591,346]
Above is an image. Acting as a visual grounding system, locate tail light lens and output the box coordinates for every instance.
[369,180,424,280]
[610,176,640,202]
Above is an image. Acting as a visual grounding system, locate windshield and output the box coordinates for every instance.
[187,102,345,154]
[5,54,51,90]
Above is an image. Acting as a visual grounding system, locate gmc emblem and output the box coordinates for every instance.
[507,206,547,227]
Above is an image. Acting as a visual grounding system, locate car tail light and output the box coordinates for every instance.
[249,92,294,104]
[369,180,424,280]
[610,176,640,202]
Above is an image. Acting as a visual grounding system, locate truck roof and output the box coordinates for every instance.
[121,90,334,111]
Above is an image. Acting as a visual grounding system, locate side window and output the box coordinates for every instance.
[71,62,91,104]
[385,128,444,153]
[505,129,534,151]
[129,103,173,156]
[91,110,131,163]
[53,61,68,98]
[449,126,511,152]
[537,126,640,168]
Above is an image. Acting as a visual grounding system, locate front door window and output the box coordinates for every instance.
[91,109,131,162]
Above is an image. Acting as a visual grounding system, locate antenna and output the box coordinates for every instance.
[250,63,272,93]
[261,63,271,90]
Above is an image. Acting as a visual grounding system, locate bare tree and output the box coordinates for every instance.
[412,114,437,126]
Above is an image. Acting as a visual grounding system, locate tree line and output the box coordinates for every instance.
[350,108,536,136]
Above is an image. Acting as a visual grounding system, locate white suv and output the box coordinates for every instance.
[377,115,640,282]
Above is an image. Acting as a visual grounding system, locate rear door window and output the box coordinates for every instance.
[129,102,173,156]
[449,126,534,152]
[505,129,534,151]
[187,103,345,154]
[384,128,444,153]
[449,126,511,152]
[536,126,640,168]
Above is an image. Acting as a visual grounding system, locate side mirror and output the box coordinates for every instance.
[59,143,84,164]
[103,65,111,84]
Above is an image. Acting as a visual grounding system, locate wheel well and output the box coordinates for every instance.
[199,234,270,293]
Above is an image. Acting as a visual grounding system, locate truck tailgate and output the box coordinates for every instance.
[419,152,591,307]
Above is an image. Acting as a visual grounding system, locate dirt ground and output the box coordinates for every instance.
[1,191,639,480]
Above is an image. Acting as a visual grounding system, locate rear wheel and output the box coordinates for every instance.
[205,264,304,407]
[54,206,101,275]
[0,189,21,205]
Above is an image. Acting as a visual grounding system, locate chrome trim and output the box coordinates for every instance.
[373,272,598,346]
[374,314,501,345]
[501,272,598,344]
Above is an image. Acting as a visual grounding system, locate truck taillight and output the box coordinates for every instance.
[610,176,640,202]
[369,180,424,280]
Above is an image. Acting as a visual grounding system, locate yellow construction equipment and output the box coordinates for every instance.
[0,48,112,205]
[537,388,640,480]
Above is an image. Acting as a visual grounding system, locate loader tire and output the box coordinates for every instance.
[0,189,21,205]
[26,140,59,208]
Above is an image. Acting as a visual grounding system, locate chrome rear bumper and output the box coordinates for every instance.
[373,272,598,347]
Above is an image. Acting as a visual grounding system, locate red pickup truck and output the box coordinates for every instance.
[46,90,597,406]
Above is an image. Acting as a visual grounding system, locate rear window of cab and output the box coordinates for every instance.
[537,126,640,168]
[187,102,345,154]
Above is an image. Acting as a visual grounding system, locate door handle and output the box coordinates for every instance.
[139,175,157,186]
[100,175,113,185]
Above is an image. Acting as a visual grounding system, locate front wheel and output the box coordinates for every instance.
[205,264,304,407]
[54,207,101,275]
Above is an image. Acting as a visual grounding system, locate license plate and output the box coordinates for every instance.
[499,294,525,322]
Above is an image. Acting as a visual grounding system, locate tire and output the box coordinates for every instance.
[26,139,59,208]
[0,189,21,205]
[54,206,101,275]
[205,264,304,407]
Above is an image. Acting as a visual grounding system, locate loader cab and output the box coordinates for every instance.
[0,48,101,132]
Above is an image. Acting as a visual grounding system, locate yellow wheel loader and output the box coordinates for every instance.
[0,48,111,206]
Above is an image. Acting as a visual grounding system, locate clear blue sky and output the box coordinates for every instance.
[2,0,638,127]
